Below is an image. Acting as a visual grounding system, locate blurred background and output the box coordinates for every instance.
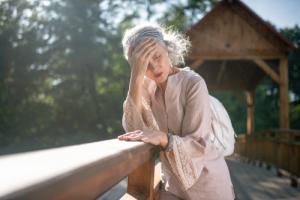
[0,0,299,155]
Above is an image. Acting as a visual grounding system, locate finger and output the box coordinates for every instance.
[128,46,134,58]
[141,137,150,143]
[140,43,157,61]
[130,40,156,69]
[133,37,153,54]
[133,38,156,58]
[119,134,139,141]
[118,130,142,138]
[141,137,148,141]
[127,133,144,141]
[124,130,142,135]
[138,39,157,58]
[135,42,157,64]
[145,45,157,59]
[143,48,157,66]
[120,132,143,141]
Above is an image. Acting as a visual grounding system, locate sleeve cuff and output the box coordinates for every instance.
[161,132,173,152]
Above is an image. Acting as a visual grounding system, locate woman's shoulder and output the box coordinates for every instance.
[180,66,206,88]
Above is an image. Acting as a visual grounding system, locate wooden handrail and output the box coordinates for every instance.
[0,139,161,200]
[234,129,300,188]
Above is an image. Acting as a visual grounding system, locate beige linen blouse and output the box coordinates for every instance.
[122,66,235,200]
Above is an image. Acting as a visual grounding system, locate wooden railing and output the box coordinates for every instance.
[0,139,161,200]
[235,129,300,187]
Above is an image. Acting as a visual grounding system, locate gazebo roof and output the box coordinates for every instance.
[185,0,295,91]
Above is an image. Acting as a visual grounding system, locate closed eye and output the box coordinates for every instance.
[153,54,161,60]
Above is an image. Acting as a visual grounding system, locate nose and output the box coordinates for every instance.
[148,60,159,72]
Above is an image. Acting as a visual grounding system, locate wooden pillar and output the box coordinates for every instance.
[246,90,255,135]
[190,59,204,69]
[124,156,161,200]
[279,58,290,128]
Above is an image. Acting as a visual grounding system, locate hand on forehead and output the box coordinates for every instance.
[128,37,159,57]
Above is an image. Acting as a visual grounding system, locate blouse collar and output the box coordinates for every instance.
[153,66,191,95]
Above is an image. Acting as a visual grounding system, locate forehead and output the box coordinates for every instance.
[153,40,167,54]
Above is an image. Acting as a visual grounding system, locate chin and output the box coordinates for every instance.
[155,76,167,84]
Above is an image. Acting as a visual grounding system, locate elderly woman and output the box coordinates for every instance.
[117,23,235,200]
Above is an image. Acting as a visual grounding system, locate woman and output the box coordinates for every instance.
[118,22,235,200]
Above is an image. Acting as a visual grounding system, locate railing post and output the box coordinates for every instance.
[289,132,300,188]
[128,158,155,199]
[121,152,161,200]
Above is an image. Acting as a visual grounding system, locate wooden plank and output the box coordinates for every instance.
[235,129,300,188]
[121,161,161,200]
[254,59,280,83]
[188,51,285,60]
[0,139,159,200]
[279,58,290,128]
[226,156,300,199]
[189,59,204,69]
[127,158,155,199]
[245,90,255,135]
[216,60,226,85]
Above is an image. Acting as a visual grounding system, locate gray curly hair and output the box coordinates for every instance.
[121,22,191,67]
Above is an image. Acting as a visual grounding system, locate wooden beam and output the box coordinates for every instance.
[216,60,226,85]
[122,161,161,200]
[189,59,204,69]
[254,59,280,83]
[245,90,255,135]
[188,51,285,60]
[0,139,160,200]
[126,158,155,199]
[279,58,289,128]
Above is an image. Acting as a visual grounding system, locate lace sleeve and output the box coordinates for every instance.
[164,77,217,191]
[122,92,159,132]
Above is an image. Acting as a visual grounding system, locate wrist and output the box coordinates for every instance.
[160,132,169,150]
[128,74,144,99]
[131,69,145,80]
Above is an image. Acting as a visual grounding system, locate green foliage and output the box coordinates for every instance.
[210,91,246,134]
[254,78,280,131]
[281,25,300,129]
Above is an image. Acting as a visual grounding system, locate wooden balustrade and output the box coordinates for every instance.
[234,129,300,187]
[0,139,161,200]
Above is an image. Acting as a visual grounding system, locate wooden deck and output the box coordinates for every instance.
[227,155,300,200]
[98,156,300,200]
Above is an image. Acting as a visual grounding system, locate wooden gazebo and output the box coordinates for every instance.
[185,0,295,133]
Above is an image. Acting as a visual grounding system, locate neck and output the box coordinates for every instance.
[157,66,179,92]
[158,81,167,92]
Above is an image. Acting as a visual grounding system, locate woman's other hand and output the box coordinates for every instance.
[128,38,157,78]
[118,129,168,148]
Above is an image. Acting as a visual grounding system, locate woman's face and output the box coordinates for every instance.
[144,40,172,84]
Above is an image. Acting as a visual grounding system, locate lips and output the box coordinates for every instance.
[155,72,163,78]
